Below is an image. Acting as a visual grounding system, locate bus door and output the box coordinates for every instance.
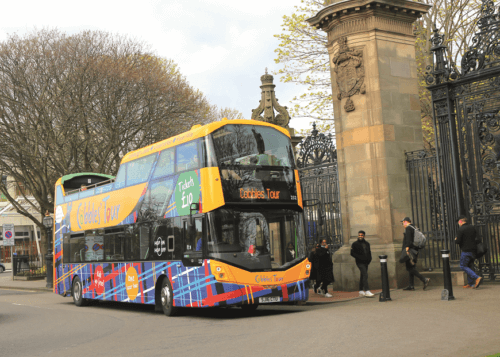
[268,218,285,269]
[268,214,299,268]
[181,216,203,267]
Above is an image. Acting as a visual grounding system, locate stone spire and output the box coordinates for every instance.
[251,69,290,128]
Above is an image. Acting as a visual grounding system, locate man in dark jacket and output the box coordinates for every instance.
[401,217,430,291]
[350,230,374,297]
[455,216,483,289]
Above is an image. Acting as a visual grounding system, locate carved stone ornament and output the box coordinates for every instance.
[251,68,290,127]
[332,37,365,112]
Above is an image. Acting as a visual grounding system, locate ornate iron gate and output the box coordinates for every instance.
[406,149,447,270]
[408,1,500,279]
[297,124,343,253]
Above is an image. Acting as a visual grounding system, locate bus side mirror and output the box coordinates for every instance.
[303,199,325,226]
[303,199,319,208]
[189,203,199,226]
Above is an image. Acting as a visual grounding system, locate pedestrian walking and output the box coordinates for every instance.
[309,243,320,293]
[455,216,483,289]
[401,217,430,291]
[308,243,319,292]
[314,239,334,298]
[350,230,374,297]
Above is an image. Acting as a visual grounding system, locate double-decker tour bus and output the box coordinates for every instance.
[52,119,310,315]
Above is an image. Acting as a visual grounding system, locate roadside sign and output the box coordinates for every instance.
[2,224,14,247]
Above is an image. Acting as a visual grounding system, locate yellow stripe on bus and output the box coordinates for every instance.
[200,167,224,212]
[244,285,250,304]
[56,264,85,284]
[164,206,176,215]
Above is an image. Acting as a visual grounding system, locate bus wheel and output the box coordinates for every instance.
[241,303,259,311]
[160,277,178,316]
[72,276,88,307]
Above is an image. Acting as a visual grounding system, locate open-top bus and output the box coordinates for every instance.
[52,119,310,315]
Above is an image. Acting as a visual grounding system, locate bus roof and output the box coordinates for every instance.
[121,119,292,164]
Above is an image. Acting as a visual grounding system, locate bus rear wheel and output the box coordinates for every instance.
[160,277,178,316]
[72,276,88,306]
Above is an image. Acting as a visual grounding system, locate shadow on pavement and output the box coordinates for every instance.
[60,299,304,319]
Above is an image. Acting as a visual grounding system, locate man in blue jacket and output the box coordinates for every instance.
[455,216,483,289]
[351,230,374,297]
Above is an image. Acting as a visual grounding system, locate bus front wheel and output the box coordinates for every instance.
[160,277,178,316]
[72,276,88,306]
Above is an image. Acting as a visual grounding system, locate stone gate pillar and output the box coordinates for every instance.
[307,0,431,290]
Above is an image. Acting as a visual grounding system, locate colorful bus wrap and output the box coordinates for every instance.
[53,119,310,315]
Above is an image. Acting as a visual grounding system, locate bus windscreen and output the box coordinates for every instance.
[212,125,295,168]
[208,208,306,269]
[211,125,298,203]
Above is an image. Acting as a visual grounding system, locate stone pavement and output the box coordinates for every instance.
[307,288,383,303]
[0,272,494,307]
[0,273,384,301]
[0,273,52,292]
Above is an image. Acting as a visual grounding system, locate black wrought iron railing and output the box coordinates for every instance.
[12,255,46,279]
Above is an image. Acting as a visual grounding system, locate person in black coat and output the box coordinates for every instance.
[314,239,334,298]
[308,243,319,290]
[401,217,430,290]
[455,216,483,288]
[350,230,374,297]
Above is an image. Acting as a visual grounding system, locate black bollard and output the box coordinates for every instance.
[379,255,391,301]
[441,249,455,301]
[12,254,18,277]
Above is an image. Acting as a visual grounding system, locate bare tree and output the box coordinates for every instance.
[0,29,214,255]
[211,106,245,121]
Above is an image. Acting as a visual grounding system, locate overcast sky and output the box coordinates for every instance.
[0,0,319,131]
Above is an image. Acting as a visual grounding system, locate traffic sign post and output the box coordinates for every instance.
[3,224,14,278]
[3,224,14,247]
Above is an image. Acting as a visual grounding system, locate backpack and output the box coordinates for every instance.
[410,226,427,249]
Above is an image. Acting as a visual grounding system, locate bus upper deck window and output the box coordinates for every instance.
[176,141,200,172]
[114,165,127,189]
[152,148,175,179]
[127,154,156,186]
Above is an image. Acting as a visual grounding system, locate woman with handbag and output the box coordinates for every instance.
[314,239,334,298]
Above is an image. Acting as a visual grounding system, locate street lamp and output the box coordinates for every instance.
[43,211,54,289]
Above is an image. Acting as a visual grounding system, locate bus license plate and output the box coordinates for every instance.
[259,297,280,303]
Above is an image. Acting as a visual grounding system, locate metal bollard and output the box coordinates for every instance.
[441,249,455,301]
[12,255,18,277]
[379,255,391,302]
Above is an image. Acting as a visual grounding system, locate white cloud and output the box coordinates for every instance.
[0,0,319,131]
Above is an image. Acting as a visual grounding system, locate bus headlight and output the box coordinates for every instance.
[210,262,235,282]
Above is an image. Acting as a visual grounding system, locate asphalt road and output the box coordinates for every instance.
[1,286,500,357]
